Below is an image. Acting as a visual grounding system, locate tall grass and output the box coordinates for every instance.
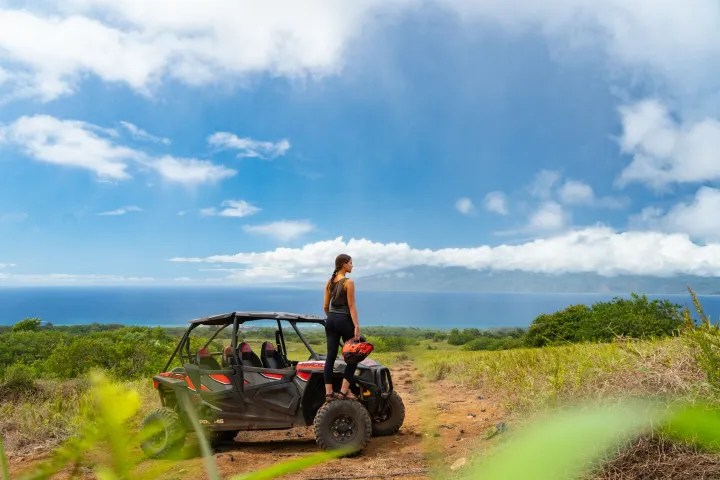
[419,338,707,411]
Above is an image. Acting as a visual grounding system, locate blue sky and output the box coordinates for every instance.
[1,1,720,285]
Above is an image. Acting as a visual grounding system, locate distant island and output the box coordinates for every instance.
[357,266,720,295]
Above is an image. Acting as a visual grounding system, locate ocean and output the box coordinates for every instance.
[1,287,719,329]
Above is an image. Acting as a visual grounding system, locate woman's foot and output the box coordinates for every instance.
[338,390,358,400]
[325,393,337,402]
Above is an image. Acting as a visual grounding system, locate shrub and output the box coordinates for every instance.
[12,317,42,332]
[2,363,36,394]
[373,336,414,352]
[525,294,683,347]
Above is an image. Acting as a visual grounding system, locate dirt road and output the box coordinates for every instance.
[9,361,506,479]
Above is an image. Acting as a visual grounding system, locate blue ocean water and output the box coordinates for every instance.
[0,287,718,329]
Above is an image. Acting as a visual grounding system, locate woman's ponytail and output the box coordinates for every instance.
[327,268,338,293]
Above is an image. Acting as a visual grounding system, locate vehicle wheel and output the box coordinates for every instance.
[314,400,372,454]
[140,408,186,459]
[372,391,405,436]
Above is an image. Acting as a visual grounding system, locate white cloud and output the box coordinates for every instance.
[630,186,720,243]
[171,228,720,283]
[0,263,15,269]
[208,132,290,160]
[484,191,508,215]
[0,114,236,185]
[1,1,718,104]
[529,170,561,199]
[243,220,315,242]
[455,197,475,215]
[528,201,568,231]
[0,115,138,179]
[617,100,720,188]
[150,155,236,185]
[120,121,170,145]
[558,180,593,205]
[97,205,143,216]
[201,199,260,218]
[437,0,720,103]
[0,2,379,100]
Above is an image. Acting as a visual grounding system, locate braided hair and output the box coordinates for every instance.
[327,254,352,293]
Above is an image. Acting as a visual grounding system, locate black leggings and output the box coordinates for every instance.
[324,312,358,384]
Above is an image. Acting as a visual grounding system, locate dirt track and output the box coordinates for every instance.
[9,361,506,479]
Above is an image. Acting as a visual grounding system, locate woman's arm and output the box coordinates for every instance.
[345,279,360,339]
[323,285,330,316]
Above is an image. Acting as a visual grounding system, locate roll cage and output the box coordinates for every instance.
[163,311,326,372]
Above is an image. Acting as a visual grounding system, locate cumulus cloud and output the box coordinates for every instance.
[0,115,236,185]
[630,186,720,243]
[617,100,720,188]
[528,201,568,231]
[1,1,718,103]
[243,220,315,242]
[208,132,290,159]
[120,121,170,145]
[484,191,508,215]
[455,197,475,215]
[0,2,379,100]
[201,199,261,218]
[97,206,143,216]
[171,228,720,283]
[0,263,15,269]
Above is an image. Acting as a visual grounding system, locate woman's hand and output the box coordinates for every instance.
[354,325,361,340]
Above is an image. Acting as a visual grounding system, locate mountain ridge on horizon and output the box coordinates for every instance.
[356,266,720,295]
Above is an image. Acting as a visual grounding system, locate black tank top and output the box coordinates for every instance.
[329,278,350,315]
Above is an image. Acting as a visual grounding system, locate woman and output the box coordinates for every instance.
[323,253,361,401]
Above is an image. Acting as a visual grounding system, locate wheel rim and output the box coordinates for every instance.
[330,414,357,443]
[144,421,168,451]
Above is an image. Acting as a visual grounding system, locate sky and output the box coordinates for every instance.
[0,0,720,286]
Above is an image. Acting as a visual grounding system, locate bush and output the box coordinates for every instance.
[525,294,683,347]
[373,336,414,352]
[12,317,42,332]
[2,363,36,394]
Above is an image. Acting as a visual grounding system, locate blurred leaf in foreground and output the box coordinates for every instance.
[465,402,666,480]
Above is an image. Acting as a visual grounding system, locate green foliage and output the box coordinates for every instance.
[372,335,414,352]
[526,294,683,347]
[12,317,42,332]
[462,336,524,351]
[683,287,720,392]
[0,326,175,381]
[1,363,36,394]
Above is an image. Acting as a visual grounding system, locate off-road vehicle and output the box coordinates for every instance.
[141,312,404,457]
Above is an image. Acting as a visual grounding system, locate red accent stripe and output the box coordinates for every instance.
[209,374,231,385]
[200,384,210,391]
[185,375,197,391]
[244,379,250,385]
[260,373,284,380]
[297,371,311,381]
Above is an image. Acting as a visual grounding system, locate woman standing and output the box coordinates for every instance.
[323,253,361,401]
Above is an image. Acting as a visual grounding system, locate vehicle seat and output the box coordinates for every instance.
[238,342,263,368]
[261,341,289,369]
[222,345,236,367]
[197,348,221,371]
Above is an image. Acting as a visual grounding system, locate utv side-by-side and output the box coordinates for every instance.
[142,312,405,457]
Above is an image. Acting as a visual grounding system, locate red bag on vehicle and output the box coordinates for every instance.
[342,336,374,364]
